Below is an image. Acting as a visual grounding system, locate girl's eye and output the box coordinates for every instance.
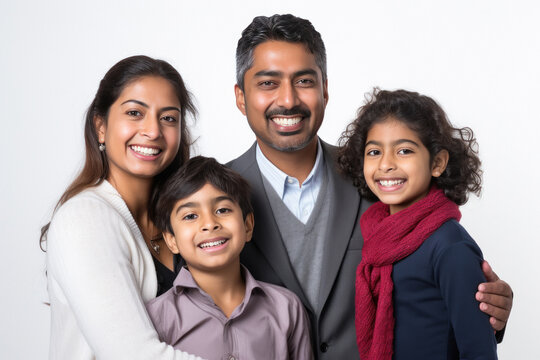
[216,208,231,214]
[127,110,142,117]
[397,148,414,155]
[366,149,380,156]
[182,213,197,220]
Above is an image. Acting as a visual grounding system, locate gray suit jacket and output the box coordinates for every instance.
[228,140,372,359]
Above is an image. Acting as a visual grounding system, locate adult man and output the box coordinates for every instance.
[228,14,512,359]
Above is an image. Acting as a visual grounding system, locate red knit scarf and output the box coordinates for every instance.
[355,186,461,360]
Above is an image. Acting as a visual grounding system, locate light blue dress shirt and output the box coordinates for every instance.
[256,140,325,224]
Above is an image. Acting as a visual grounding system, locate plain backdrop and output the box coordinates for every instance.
[1,0,538,358]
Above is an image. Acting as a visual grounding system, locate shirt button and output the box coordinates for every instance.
[320,342,329,352]
[287,178,294,184]
[228,355,236,360]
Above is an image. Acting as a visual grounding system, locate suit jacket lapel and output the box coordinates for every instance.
[230,143,311,308]
[317,141,361,315]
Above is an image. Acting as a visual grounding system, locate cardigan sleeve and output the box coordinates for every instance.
[47,195,203,360]
[433,224,498,360]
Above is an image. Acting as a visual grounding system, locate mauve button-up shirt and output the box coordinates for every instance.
[146,266,313,360]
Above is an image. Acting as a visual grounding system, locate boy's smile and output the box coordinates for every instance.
[163,183,254,274]
[363,118,448,214]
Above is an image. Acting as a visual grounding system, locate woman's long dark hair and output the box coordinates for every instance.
[40,55,197,249]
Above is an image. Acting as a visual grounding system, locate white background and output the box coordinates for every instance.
[1,0,538,358]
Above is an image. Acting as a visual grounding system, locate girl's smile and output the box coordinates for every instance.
[363,118,448,214]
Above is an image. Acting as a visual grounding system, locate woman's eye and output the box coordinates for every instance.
[161,115,177,123]
[127,110,142,117]
[182,213,197,220]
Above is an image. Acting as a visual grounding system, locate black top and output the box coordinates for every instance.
[152,254,183,296]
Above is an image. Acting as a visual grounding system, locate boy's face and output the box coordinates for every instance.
[163,183,254,274]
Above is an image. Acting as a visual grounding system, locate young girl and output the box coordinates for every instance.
[339,89,498,359]
[42,56,202,360]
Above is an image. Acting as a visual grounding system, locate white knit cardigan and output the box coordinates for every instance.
[46,180,202,360]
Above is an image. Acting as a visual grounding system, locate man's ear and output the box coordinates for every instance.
[234,84,247,116]
[162,231,180,254]
[244,213,254,243]
[432,149,449,177]
[94,115,106,143]
[323,78,329,106]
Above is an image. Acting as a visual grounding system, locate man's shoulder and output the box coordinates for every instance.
[226,142,257,173]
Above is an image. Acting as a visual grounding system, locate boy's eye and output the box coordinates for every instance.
[216,208,231,214]
[182,213,198,220]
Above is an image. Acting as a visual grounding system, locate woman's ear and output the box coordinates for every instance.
[432,149,449,177]
[244,213,255,243]
[94,115,106,143]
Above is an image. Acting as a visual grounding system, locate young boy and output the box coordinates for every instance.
[146,156,313,360]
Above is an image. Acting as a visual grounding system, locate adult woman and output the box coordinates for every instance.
[42,56,202,359]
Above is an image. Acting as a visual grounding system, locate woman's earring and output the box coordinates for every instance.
[99,143,106,152]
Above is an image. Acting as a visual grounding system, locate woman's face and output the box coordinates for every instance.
[97,76,182,182]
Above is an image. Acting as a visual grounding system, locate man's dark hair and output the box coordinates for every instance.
[236,14,327,90]
[153,156,254,234]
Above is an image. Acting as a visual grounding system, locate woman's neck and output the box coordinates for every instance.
[107,173,153,222]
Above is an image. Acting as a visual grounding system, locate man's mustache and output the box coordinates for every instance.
[265,106,311,119]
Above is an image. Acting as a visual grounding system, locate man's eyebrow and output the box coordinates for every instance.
[294,69,318,77]
[254,70,283,77]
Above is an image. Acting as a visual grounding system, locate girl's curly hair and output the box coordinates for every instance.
[338,88,482,205]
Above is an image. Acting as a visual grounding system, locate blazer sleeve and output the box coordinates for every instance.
[47,196,203,360]
[433,226,498,360]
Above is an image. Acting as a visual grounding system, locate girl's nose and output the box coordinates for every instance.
[379,153,396,172]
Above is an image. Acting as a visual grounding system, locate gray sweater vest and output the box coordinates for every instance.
[261,166,331,312]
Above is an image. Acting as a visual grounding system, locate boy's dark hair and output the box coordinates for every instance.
[153,156,254,234]
[338,88,482,205]
[236,14,327,91]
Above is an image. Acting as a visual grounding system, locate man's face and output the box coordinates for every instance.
[235,40,328,153]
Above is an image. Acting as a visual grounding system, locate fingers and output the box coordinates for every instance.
[481,260,500,283]
[476,285,513,331]
[478,279,513,299]
[477,299,509,331]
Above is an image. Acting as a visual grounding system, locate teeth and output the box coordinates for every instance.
[199,239,226,249]
[272,117,302,126]
[131,146,160,156]
[379,179,404,187]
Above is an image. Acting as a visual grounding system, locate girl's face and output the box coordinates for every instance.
[96,76,182,183]
[363,118,447,214]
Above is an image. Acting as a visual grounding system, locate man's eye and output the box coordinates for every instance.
[259,80,276,88]
[296,78,314,86]
[182,213,197,220]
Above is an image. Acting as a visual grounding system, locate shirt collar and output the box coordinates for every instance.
[172,265,265,302]
[255,138,324,199]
